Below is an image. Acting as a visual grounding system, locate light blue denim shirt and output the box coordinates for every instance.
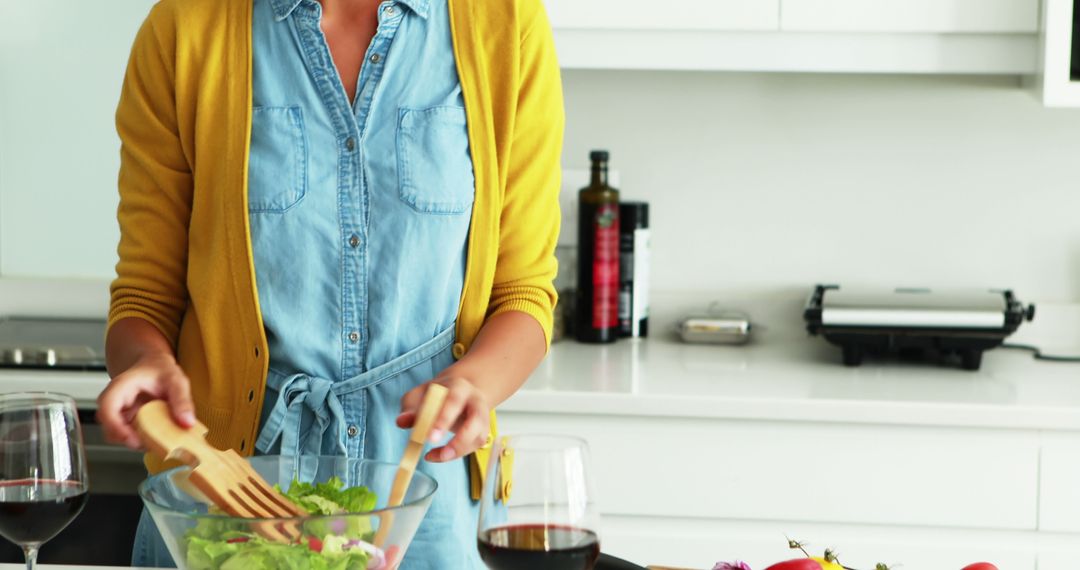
[248,0,474,383]
[132,2,483,567]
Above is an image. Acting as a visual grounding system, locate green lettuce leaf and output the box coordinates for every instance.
[182,477,378,569]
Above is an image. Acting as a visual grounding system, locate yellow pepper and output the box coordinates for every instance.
[810,557,846,570]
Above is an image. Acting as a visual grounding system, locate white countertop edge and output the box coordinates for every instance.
[501,390,1080,431]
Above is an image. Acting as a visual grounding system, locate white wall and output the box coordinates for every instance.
[0,0,153,279]
[3,3,1080,305]
[561,70,1080,302]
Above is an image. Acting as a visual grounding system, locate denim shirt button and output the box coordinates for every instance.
[349,234,361,248]
[348,331,360,343]
[370,53,382,64]
[345,137,356,151]
[347,425,359,438]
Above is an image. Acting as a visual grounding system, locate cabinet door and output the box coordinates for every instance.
[544,0,779,32]
[1038,0,1080,107]
[1038,434,1080,532]
[781,0,1038,33]
[499,413,1039,530]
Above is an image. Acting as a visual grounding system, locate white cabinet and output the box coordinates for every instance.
[545,0,778,31]
[504,414,1039,529]
[1037,435,1080,532]
[497,330,1080,567]
[781,0,1038,33]
[498,410,1056,569]
[546,0,1039,74]
[1034,0,1080,107]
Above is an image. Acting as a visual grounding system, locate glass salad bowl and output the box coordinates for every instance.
[139,455,438,570]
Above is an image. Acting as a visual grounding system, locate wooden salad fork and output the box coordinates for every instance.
[374,383,449,552]
[135,400,307,541]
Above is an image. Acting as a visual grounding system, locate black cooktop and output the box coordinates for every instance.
[0,317,107,371]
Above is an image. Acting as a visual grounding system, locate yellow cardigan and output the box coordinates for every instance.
[110,0,564,494]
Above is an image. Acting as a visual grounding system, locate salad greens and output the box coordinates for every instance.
[184,477,382,570]
[276,477,378,515]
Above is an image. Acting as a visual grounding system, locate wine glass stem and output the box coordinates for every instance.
[23,545,38,570]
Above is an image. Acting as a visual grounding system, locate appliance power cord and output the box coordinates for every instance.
[1001,343,1080,363]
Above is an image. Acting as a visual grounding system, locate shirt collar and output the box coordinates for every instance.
[269,0,304,21]
[398,0,430,19]
[269,0,429,21]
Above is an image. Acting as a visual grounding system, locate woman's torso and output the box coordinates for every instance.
[248,0,475,381]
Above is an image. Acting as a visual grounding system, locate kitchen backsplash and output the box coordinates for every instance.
[560,70,1080,302]
[4,3,1080,304]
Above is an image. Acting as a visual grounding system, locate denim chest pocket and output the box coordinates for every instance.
[396,106,476,215]
[248,106,308,213]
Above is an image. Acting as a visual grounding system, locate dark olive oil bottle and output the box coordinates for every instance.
[576,150,620,343]
[1073,2,1080,80]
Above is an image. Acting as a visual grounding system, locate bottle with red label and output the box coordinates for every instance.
[575,150,620,343]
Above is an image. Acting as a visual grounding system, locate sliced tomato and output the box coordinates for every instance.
[961,564,998,570]
[764,559,823,570]
[225,537,249,544]
[307,536,323,553]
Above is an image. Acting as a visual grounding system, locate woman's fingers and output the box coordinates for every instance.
[165,374,196,427]
[430,378,470,439]
[426,409,487,462]
[427,395,489,463]
[97,361,194,450]
[395,410,416,429]
[97,373,157,449]
[400,377,492,462]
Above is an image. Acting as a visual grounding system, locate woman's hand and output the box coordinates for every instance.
[397,312,548,462]
[96,352,195,450]
[397,376,491,463]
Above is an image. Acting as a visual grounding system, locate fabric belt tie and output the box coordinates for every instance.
[255,372,348,457]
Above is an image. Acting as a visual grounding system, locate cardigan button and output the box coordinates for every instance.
[451,343,465,359]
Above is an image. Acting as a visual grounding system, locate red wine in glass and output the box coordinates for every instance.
[477,435,602,570]
[0,480,88,545]
[478,524,600,570]
[0,393,88,570]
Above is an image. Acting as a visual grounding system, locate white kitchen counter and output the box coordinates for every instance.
[505,324,1080,431]
[3,281,1080,569]
[4,301,1080,434]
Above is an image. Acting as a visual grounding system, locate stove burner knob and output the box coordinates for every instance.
[2,348,25,365]
[18,349,49,366]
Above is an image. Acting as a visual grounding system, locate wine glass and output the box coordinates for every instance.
[0,392,88,569]
[477,434,601,570]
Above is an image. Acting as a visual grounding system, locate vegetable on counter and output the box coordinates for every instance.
[712,538,1000,570]
[763,559,843,570]
[184,476,384,570]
